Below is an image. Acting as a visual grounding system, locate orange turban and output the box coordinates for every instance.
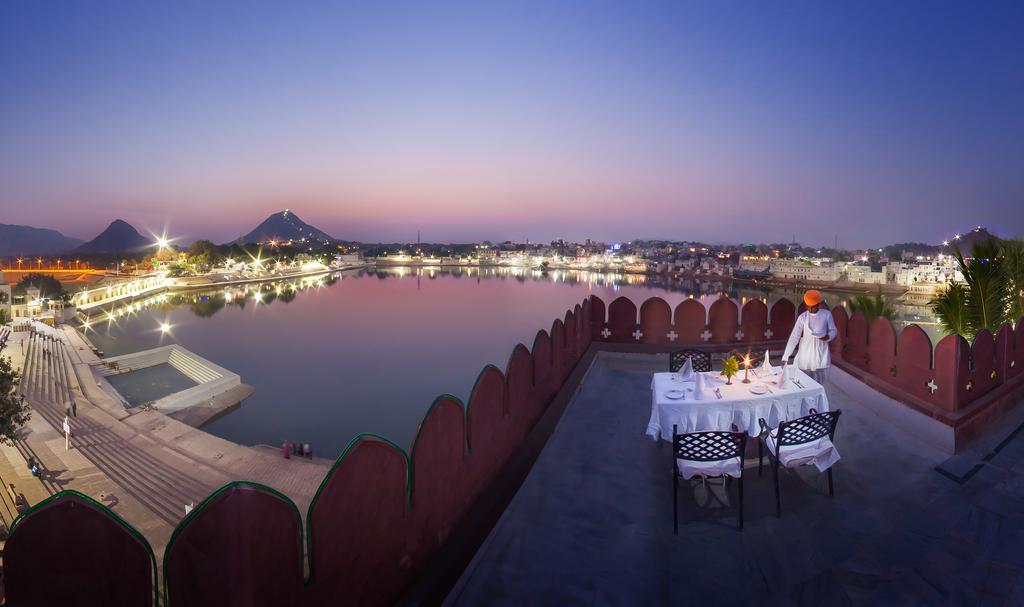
[803,289,822,307]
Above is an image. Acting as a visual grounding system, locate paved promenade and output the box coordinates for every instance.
[1,325,331,557]
[448,353,1024,606]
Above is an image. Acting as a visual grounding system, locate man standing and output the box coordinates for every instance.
[781,290,837,386]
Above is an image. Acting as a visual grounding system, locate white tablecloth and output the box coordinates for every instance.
[647,367,828,440]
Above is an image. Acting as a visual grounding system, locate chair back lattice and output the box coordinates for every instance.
[778,409,841,447]
[672,429,747,463]
[669,350,711,373]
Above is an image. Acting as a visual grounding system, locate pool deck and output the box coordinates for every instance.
[446,352,1024,606]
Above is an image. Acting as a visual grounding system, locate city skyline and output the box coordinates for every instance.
[3,2,1023,247]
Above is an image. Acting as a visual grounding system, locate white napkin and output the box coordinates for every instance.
[678,357,694,381]
[777,363,790,388]
[693,372,707,400]
[759,351,773,376]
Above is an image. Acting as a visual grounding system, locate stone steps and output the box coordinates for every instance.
[28,395,213,526]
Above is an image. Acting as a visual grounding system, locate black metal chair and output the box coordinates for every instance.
[672,425,748,531]
[758,409,842,517]
[669,349,711,373]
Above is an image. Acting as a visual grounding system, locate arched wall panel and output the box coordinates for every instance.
[639,297,672,344]
[4,492,156,607]
[165,484,304,607]
[307,436,412,607]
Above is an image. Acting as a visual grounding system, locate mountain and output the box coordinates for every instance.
[76,220,152,254]
[944,226,1001,254]
[237,210,337,245]
[0,224,84,256]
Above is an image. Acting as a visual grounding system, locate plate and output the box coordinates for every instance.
[749,384,768,395]
[665,389,685,400]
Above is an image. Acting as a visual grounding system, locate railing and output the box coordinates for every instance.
[4,293,1018,605]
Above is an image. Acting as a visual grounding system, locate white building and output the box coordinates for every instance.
[845,264,887,284]
[770,258,843,282]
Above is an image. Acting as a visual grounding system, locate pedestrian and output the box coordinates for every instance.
[63,415,72,450]
[282,440,291,459]
[304,443,312,459]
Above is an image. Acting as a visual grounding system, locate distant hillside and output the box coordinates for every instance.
[236,210,337,245]
[945,227,1001,254]
[0,224,83,256]
[883,227,1001,259]
[76,219,152,254]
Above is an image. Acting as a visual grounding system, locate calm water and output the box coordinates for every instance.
[82,268,940,457]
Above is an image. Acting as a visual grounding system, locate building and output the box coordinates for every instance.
[845,264,887,284]
[769,258,844,282]
[738,255,772,272]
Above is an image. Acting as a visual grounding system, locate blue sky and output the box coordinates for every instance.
[1,1,1022,247]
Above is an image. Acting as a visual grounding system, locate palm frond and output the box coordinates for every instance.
[930,281,971,340]
[1001,238,1024,323]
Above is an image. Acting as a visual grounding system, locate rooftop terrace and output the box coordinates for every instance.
[447,352,1024,606]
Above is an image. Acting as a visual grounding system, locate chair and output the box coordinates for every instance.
[672,425,748,531]
[669,349,711,373]
[758,409,842,517]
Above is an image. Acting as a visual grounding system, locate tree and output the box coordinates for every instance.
[16,273,70,302]
[1002,238,1024,322]
[849,286,896,326]
[0,357,31,445]
[930,238,1008,341]
[187,240,223,269]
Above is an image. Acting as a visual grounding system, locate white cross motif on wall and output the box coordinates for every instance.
[764,329,774,339]
[632,329,644,340]
[927,379,938,394]
[735,330,745,341]
[701,329,713,342]
[600,327,612,339]
[666,330,679,341]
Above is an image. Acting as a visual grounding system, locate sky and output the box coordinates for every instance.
[1,1,1023,248]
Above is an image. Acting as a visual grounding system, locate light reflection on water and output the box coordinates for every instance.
[82,267,939,457]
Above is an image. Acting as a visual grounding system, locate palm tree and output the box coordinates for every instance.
[930,238,1008,341]
[1002,238,1024,322]
[849,286,896,325]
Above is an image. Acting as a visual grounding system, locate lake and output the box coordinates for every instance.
[82,267,941,457]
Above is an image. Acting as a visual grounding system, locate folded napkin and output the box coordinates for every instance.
[777,363,790,388]
[678,357,694,381]
[693,372,707,400]
[759,350,773,376]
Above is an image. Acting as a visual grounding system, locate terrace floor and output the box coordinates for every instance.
[445,352,1024,606]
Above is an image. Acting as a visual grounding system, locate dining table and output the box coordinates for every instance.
[647,366,830,441]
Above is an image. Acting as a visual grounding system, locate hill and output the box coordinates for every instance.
[76,220,152,254]
[236,210,337,245]
[0,224,83,256]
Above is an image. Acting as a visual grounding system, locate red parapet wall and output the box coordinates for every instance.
[3,492,157,607]
[410,396,470,563]
[164,483,305,607]
[588,294,795,348]
[307,436,413,606]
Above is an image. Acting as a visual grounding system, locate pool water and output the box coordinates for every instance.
[106,363,198,407]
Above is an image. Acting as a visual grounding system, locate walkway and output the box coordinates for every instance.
[447,353,1024,606]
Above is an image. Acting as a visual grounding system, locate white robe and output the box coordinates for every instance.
[782,309,837,372]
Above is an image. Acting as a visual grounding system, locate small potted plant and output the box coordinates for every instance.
[720,356,740,385]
